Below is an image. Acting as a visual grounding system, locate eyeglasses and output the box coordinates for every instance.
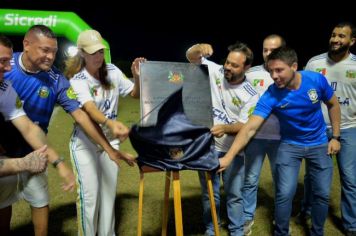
[0,58,11,66]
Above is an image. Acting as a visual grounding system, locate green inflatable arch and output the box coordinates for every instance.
[0,9,111,62]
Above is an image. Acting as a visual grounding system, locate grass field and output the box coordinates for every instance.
[10,96,344,235]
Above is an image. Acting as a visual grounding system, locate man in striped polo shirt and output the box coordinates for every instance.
[187,41,259,236]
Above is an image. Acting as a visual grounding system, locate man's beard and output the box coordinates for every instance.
[225,75,242,84]
[224,71,243,83]
[224,75,234,82]
[328,43,349,56]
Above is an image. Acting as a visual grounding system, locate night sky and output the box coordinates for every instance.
[2,0,355,69]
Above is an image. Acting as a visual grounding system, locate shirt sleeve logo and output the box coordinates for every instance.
[66,86,77,100]
[15,96,23,109]
[248,106,255,116]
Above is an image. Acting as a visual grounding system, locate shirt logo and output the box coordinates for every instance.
[252,79,264,87]
[280,103,289,109]
[16,96,23,109]
[66,86,77,100]
[232,97,241,106]
[38,86,49,98]
[346,70,356,79]
[90,86,98,96]
[338,97,350,106]
[308,89,319,104]
[316,68,327,75]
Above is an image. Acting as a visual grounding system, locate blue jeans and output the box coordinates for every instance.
[303,128,356,231]
[198,151,245,236]
[274,142,333,236]
[243,138,280,221]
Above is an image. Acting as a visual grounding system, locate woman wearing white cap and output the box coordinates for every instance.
[64,29,145,236]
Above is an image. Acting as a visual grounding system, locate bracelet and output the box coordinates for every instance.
[52,156,64,168]
[331,135,341,141]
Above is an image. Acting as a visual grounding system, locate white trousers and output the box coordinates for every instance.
[70,134,119,236]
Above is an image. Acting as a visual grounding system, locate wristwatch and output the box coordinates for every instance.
[331,135,341,141]
[52,156,65,168]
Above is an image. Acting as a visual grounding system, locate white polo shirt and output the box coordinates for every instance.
[70,63,134,145]
[204,59,259,152]
[245,65,280,140]
[305,53,356,129]
[0,80,25,120]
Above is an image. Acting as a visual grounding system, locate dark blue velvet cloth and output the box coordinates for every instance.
[129,88,219,171]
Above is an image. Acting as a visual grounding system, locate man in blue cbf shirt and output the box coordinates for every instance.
[219,46,341,236]
[0,25,133,236]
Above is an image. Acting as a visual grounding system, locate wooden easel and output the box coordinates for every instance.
[137,166,220,236]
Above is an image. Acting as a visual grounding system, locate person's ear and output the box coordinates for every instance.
[291,62,298,72]
[23,39,30,52]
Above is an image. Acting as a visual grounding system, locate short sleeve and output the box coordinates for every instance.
[0,82,26,121]
[56,75,81,113]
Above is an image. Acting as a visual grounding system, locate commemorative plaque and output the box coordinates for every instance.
[140,61,213,128]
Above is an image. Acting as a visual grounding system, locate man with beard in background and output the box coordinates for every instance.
[300,22,356,236]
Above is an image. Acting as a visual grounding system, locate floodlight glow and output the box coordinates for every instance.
[67,46,78,57]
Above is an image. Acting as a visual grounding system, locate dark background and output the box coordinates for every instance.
[2,0,355,72]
